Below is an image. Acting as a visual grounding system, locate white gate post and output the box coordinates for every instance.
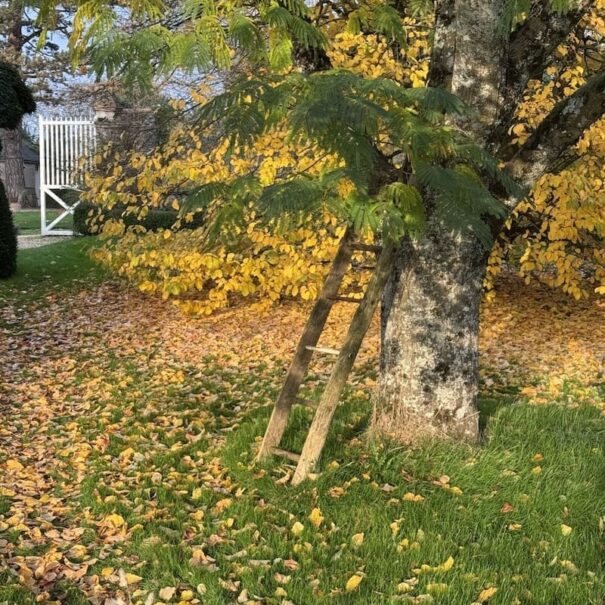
[39,114,47,235]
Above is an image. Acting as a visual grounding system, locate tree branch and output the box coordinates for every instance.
[505,68,605,186]
[490,0,592,152]
[427,0,456,89]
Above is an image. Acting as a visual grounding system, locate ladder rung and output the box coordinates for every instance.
[295,397,318,409]
[329,296,363,304]
[351,264,377,271]
[349,243,382,253]
[305,346,340,356]
[271,448,301,462]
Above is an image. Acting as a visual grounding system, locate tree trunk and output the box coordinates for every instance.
[2,2,29,210]
[374,222,490,443]
[1,128,26,209]
[372,0,508,443]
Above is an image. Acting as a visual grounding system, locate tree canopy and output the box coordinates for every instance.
[52,0,604,314]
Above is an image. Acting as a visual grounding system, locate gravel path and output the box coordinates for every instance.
[18,235,72,249]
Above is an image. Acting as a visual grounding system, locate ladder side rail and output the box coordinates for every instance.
[291,242,397,485]
[256,228,355,460]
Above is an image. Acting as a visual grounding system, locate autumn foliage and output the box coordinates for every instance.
[81,3,605,312]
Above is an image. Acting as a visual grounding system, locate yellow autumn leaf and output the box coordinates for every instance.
[351,532,364,547]
[101,567,114,578]
[103,513,126,528]
[403,492,424,502]
[437,556,455,572]
[309,507,324,528]
[291,521,304,536]
[396,582,412,593]
[478,586,498,602]
[124,573,143,585]
[561,524,573,536]
[6,459,23,471]
[68,544,88,558]
[345,574,363,592]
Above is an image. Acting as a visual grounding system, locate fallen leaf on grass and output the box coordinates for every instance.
[159,586,176,600]
[309,507,324,528]
[478,586,498,602]
[345,574,363,592]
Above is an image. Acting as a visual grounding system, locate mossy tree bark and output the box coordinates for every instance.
[373,0,603,443]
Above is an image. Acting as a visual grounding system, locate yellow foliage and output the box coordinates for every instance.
[82,8,424,315]
[82,2,605,313]
[486,4,605,300]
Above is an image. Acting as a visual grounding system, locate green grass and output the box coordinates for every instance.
[1,240,603,604]
[0,237,105,303]
[13,209,73,235]
[64,359,604,605]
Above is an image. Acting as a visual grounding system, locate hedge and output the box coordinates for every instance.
[0,182,17,278]
[73,202,205,235]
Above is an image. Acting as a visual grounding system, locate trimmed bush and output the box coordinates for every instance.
[0,62,36,133]
[0,181,17,278]
[73,202,205,235]
[0,61,35,279]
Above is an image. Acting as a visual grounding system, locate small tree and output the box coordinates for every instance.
[0,61,36,278]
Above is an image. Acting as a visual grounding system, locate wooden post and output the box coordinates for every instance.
[256,228,355,461]
[291,242,397,485]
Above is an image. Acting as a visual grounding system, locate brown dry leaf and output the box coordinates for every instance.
[158,586,176,600]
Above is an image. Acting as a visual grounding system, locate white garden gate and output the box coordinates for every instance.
[39,116,97,236]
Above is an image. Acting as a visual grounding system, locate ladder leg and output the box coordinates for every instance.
[256,228,355,461]
[291,242,397,485]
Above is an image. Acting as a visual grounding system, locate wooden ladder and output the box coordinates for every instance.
[256,228,397,485]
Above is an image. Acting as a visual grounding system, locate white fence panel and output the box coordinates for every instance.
[39,116,97,236]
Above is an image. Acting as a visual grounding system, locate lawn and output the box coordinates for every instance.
[0,237,105,303]
[13,208,74,235]
[0,240,603,605]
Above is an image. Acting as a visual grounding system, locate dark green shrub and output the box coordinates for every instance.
[0,182,17,278]
[0,61,36,279]
[0,62,36,132]
[73,202,205,236]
